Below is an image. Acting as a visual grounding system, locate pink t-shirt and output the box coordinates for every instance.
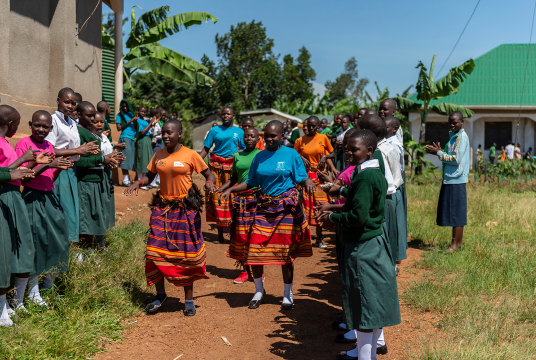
[334,165,356,204]
[0,137,20,186]
[15,137,56,191]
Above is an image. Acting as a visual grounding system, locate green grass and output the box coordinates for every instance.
[0,220,151,360]
[405,180,536,359]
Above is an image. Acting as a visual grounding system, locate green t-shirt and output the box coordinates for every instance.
[232,148,261,184]
[289,128,300,143]
[489,146,496,157]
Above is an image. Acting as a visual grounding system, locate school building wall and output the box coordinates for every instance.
[409,108,536,168]
[0,0,102,145]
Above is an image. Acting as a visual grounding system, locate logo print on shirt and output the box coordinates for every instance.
[276,162,285,171]
[234,133,239,139]
[174,161,185,167]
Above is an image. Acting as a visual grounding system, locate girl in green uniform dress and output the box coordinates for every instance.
[318,130,400,360]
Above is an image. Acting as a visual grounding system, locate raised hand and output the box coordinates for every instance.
[79,141,100,155]
[50,156,73,170]
[425,142,441,155]
[36,151,54,164]
[9,167,34,181]
[114,143,127,151]
[20,149,40,163]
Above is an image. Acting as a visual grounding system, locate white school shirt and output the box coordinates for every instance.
[100,134,114,156]
[337,128,350,142]
[387,135,405,171]
[46,111,81,161]
[150,122,162,141]
[395,126,403,144]
[378,138,403,190]
[505,144,515,159]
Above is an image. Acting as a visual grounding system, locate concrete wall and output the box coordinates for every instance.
[0,0,102,146]
[192,114,222,152]
[409,111,536,169]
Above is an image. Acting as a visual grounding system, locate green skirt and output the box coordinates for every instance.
[78,180,107,236]
[22,188,69,274]
[53,166,79,242]
[0,207,11,287]
[383,195,398,266]
[0,184,35,274]
[394,189,407,261]
[103,168,115,230]
[133,135,153,173]
[340,230,400,330]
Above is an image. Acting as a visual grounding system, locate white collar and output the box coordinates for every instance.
[55,110,73,125]
[291,126,299,132]
[377,138,387,146]
[357,159,380,173]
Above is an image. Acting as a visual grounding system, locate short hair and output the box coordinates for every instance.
[307,116,319,125]
[358,114,384,139]
[381,98,397,109]
[222,106,234,115]
[96,101,109,113]
[384,116,400,128]
[95,111,104,119]
[244,127,259,137]
[32,110,52,123]
[290,120,298,128]
[350,129,378,152]
[77,101,95,114]
[365,108,377,115]
[74,92,83,104]
[450,111,464,120]
[163,119,182,132]
[341,114,352,122]
[344,128,357,138]
[242,117,254,125]
[139,105,148,111]
[265,120,284,134]
[57,87,75,99]
[149,107,160,117]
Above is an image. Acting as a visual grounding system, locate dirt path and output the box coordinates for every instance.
[100,179,441,360]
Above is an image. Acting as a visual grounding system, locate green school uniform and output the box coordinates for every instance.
[104,119,113,143]
[77,127,107,236]
[232,149,260,184]
[0,167,13,287]
[331,161,401,330]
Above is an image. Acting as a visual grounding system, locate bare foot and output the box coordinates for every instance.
[446,244,458,253]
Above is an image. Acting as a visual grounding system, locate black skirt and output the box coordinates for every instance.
[436,183,467,227]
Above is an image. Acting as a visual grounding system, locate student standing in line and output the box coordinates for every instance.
[489,142,496,164]
[287,120,301,148]
[425,111,470,253]
[116,99,138,186]
[200,107,245,244]
[241,118,265,150]
[219,121,315,310]
[124,119,217,316]
[134,107,159,190]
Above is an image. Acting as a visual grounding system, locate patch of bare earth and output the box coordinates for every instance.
[98,177,442,360]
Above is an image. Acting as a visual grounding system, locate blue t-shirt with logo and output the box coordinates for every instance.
[117,112,136,140]
[203,125,245,158]
[246,146,308,196]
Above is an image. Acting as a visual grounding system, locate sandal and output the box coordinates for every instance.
[146,293,167,313]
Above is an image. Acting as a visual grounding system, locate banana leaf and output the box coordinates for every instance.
[124,44,215,86]
[102,26,114,48]
[128,6,168,48]
[434,59,475,99]
[430,103,474,118]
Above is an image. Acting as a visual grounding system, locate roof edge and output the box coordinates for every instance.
[239,108,304,123]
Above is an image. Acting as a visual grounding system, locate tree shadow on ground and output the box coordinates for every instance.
[408,238,435,251]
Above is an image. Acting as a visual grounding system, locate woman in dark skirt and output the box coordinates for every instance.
[124,119,217,316]
[425,111,470,252]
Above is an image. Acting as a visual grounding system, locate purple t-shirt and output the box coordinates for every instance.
[16,137,56,191]
[0,137,20,186]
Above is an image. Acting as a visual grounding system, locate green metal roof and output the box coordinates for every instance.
[408,44,536,107]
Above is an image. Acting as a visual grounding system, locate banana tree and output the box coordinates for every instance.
[391,55,475,144]
[123,6,218,92]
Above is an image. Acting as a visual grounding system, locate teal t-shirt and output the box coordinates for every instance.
[232,148,261,184]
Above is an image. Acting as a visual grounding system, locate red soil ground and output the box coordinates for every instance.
[99,177,441,360]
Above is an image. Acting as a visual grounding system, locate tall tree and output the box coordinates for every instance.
[214,20,281,112]
[281,46,316,102]
[190,55,221,114]
[325,57,368,107]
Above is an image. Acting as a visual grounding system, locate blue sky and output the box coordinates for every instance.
[109,0,536,98]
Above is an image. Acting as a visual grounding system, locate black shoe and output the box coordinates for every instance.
[377,344,388,355]
[146,293,167,313]
[335,333,356,344]
[248,291,265,309]
[281,302,293,310]
[183,307,196,316]
[332,321,347,331]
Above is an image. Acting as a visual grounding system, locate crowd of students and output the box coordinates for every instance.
[0,90,470,359]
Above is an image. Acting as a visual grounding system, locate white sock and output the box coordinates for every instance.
[0,295,14,327]
[184,299,195,311]
[376,327,385,346]
[12,277,29,308]
[151,174,160,187]
[43,273,58,290]
[122,174,130,183]
[344,329,357,340]
[283,283,293,304]
[28,275,47,306]
[371,328,381,358]
[252,277,264,301]
[355,331,373,360]
[137,172,144,180]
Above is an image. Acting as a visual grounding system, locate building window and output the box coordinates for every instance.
[425,122,450,146]
[485,122,512,149]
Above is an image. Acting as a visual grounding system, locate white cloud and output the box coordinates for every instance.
[312,82,326,97]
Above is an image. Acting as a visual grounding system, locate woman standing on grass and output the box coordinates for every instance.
[124,119,217,316]
[220,120,315,310]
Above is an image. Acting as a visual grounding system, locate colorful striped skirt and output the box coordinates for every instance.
[228,190,258,262]
[245,188,312,265]
[300,170,330,227]
[145,198,209,287]
[205,154,233,227]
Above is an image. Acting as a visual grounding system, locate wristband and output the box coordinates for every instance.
[328,213,334,223]
[206,180,214,184]
[139,178,144,186]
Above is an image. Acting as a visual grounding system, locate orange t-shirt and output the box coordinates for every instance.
[147,146,208,197]
[293,133,334,166]
[256,136,265,150]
